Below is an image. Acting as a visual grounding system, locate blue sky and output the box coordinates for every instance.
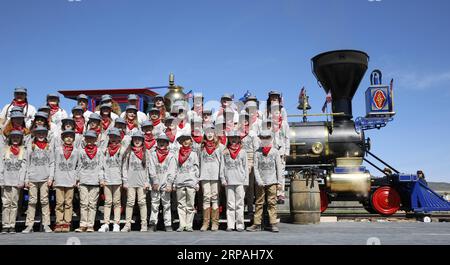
[1,0,449,181]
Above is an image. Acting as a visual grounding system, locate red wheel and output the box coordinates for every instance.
[320,188,329,213]
[371,186,401,216]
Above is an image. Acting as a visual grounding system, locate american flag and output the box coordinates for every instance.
[321,91,332,113]
[299,87,305,102]
[239,90,252,102]
[184,90,193,99]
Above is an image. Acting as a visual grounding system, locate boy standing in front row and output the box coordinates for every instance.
[220,130,248,232]
[75,130,104,233]
[53,129,79,233]
[148,133,177,232]
[246,130,282,233]
[174,133,199,232]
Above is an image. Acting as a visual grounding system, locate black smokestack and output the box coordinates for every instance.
[312,50,369,121]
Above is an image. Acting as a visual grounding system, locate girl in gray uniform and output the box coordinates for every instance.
[199,125,223,232]
[141,120,156,151]
[114,117,131,148]
[174,133,199,232]
[220,131,248,232]
[191,116,204,155]
[163,116,180,154]
[148,133,177,232]
[58,118,82,148]
[72,106,86,135]
[74,130,105,233]
[53,129,79,233]
[246,130,283,233]
[239,112,259,216]
[29,111,58,146]
[99,103,115,134]
[121,130,150,232]
[148,108,165,136]
[85,113,103,145]
[124,105,140,136]
[98,128,125,233]
[268,103,290,203]
[22,126,55,233]
[0,130,26,234]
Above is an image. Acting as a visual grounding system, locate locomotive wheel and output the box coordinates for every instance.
[371,186,401,216]
[320,188,329,213]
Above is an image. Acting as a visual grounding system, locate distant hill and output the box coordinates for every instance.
[429,182,450,192]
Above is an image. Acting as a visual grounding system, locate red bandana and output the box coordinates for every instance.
[192,131,203,144]
[227,143,242,160]
[152,118,161,127]
[74,116,85,134]
[120,130,125,140]
[12,100,26,108]
[10,145,20,156]
[165,129,176,143]
[144,133,156,150]
[219,135,227,146]
[156,146,169,163]
[262,144,272,156]
[178,145,192,165]
[178,120,185,129]
[63,144,73,160]
[108,143,121,156]
[84,144,98,160]
[49,103,59,116]
[102,117,111,131]
[91,126,101,136]
[127,119,136,131]
[132,146,144,160]
[35,140,48,150]
[13,125,24,132]
[204,140,216,155]
[273,116,282,132]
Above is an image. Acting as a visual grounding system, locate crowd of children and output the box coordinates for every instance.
[0,88,290,234]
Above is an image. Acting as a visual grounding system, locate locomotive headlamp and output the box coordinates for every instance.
[312,142,323,154]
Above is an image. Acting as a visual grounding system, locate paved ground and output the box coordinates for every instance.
[1,222,450,245]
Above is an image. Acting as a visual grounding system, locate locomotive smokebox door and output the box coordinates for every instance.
[365,69,395,118]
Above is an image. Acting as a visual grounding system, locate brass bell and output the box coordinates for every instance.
[297,95,311,110]
[164,73,186,113]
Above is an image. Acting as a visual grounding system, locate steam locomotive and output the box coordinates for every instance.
[285,50,449,217]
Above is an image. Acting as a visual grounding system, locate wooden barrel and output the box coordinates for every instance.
[290,178,321,224]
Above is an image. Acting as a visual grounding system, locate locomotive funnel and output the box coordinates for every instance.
[312,50,369,120]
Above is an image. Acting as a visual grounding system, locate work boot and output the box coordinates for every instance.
[200,208,211,232]
[140,223,148,232]
[186,227,193,232]
[211,208,220,232]
[148,224,157,232]
[22,225,34,234]
[86,227,95,233]
[165,226,173,232]
[270,224,279,233]
[177,226,185,232]
[121,224,131,232]
[43,225,53,233]
[246,224,261,232]
[53,224,62,233]
[61,224,71,233]
[9,228,16,234]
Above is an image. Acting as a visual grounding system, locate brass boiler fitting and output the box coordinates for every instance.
[326,157,371,197]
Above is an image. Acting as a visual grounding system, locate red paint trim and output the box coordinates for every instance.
[58,88,162,100]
